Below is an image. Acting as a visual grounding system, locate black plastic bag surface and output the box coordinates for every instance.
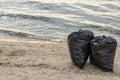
[67,30,94,69]
[90,36,117,72]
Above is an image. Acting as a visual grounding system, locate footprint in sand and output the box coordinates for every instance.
[7,49,26,56]
[0,49,3,53]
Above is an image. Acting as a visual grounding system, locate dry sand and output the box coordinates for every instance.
[0,40,119,80]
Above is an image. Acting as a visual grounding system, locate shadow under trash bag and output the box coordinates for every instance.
[67,29,94,69]
[90,36,117,72]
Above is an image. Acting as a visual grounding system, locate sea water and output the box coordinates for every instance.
[0,0,120,42]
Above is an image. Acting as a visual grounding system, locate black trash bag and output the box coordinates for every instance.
[67,29,94,69]
[90,36,117,72]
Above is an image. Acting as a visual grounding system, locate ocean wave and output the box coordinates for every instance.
[0,28,67,42]
[0,12,82,28]
[101,4,120,11]
[0,13,51,21]
[85,25,120,36]
[0,28,35,37]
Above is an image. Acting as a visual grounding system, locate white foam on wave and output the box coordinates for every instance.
[33,0,119,3]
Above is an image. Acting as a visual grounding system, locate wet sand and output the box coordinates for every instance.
[0,40,119,80]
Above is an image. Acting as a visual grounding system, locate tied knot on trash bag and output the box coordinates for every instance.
[91,35,116,45]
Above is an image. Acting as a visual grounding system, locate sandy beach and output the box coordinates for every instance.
[0,40,119,80]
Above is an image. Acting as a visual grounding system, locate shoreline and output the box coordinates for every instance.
[0,38,120,45]
[0,40,119,80]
